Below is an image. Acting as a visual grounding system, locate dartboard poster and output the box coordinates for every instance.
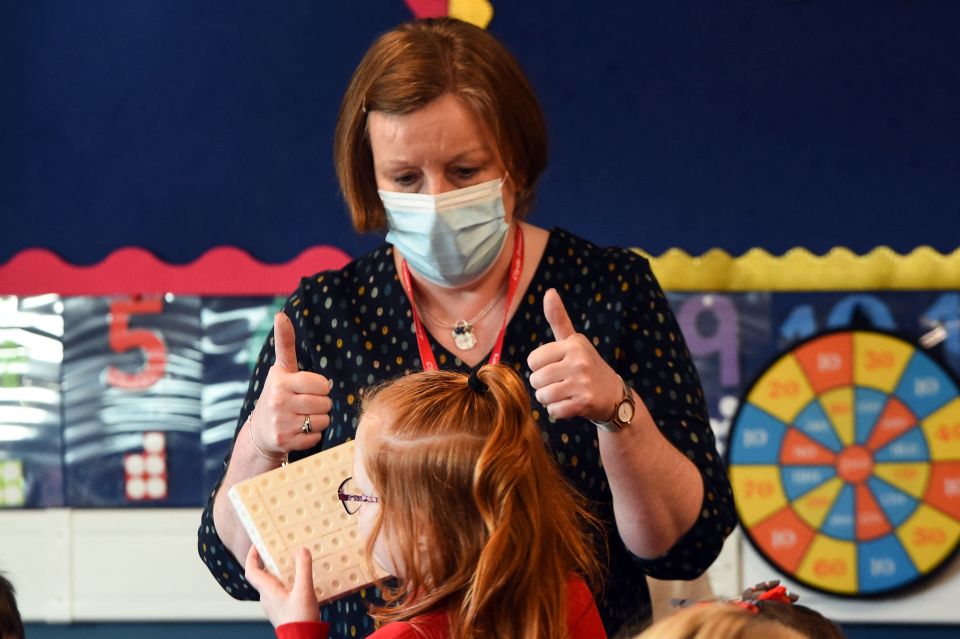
[729,327,960,598]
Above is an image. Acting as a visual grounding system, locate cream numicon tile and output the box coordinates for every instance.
[229,441,385,603]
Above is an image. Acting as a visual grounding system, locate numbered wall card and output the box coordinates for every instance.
[229,441,386,604]
[728,328,960,597]
[0,295,65,507]
[668,292,773,456]
[200,296,284,494]
[62,295,204,506]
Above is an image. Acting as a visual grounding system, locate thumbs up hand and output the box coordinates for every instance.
[249,313,331,458]
[527,289,624,422]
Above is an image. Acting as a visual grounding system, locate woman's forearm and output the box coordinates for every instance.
[212,418,287,561]
[598,390,705,558]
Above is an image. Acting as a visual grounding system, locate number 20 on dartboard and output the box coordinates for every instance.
[105,296,167,390]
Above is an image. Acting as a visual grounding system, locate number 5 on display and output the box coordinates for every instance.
[105,297,167,390]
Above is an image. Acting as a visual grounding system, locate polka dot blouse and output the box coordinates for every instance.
[198,228,735,638]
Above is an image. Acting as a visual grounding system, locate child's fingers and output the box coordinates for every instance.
[291,547,316,596]
[244,546,267,589]
[245,545,284,595]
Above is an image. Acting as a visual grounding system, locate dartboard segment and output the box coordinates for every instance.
[865,397,917,452]
[821,484,855,541]
[895,504,960,573]
[858,535,918,595]
[868,476,919,527]
[921,398,960,461]
[874,428,929,464]
[729,329,960,597]
[782,466,837,502]
[855,388,888,445]
[853,332,913,393]
[794,332,853,393]
[792,476,845,529]
[729,465,788,527]
[871,463,929,500]
[728,404,789,465]
[795,534,858,594]
[751,506,817,573]
[895,352,959,419]
[925,462,960,519]
[820,387,856,447]
[780,430,837,466]
[747,354,816,423]
[855,483,892,541]
[794,401,845,453]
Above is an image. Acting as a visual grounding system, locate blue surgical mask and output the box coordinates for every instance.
[381,178,509,288]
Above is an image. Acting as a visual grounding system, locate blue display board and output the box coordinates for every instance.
[0,295,64,507]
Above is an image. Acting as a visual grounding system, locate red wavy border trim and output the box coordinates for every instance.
[0,247,353,296]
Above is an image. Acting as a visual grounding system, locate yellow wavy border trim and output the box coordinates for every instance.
[633,246,960,292]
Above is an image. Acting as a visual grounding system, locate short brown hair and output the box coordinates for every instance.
[334,18,548,232]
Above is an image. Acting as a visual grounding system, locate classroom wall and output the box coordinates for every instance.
[2,0,959,264]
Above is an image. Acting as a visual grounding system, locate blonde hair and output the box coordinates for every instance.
[637,604,806,639]
[358,364,604,639]
[334,17,548,232]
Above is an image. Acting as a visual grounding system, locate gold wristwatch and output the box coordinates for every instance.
[590,376,635,432]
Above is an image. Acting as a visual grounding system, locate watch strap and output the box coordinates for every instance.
[590,376,633,432]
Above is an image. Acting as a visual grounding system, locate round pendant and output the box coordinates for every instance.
[452,321,478,350]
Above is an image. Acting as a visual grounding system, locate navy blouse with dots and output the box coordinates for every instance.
[198,228,735,638]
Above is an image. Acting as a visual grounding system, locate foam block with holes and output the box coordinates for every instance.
[229,440,385,604]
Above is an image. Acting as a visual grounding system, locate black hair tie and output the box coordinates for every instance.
[467,370,489,395]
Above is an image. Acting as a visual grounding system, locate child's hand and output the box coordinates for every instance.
[245,545,320,627]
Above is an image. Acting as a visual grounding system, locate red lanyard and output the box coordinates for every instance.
[399,226,524,371]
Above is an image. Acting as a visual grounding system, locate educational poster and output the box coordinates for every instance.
[0,295,64,508]
[201,296,284,494]
[668,292,773,456]
[61,295,204,506]
[729,326,960,597]
[729,293,960,598]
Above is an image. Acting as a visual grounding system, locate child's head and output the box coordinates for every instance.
[636,603,806,639]
[637,591,845,639]
[352,364,603,636]
[0,572,24,639]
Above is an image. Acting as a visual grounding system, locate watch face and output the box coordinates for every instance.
[617,401,634,424]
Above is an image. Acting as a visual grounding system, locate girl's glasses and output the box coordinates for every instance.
[337,476,380,515]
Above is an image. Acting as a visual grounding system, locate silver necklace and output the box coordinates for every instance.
[417,286,505,351]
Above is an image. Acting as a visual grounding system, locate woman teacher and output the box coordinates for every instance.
[199,17,734,638]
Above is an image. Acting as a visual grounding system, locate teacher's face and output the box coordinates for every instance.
[367,93,517,221]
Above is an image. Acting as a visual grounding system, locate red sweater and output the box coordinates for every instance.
[276,577,606,639]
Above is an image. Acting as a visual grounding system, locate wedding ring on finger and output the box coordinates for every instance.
[302,414,312,434]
